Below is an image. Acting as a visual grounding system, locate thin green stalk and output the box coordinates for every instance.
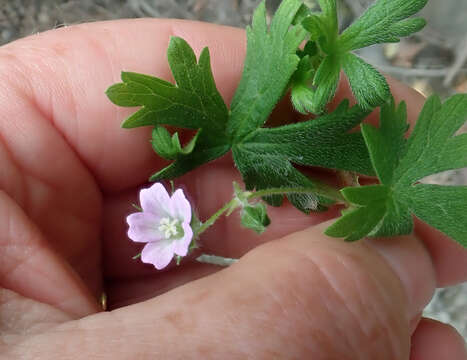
[196,254,238,266]
[195,198,239,236]
[195,184,347,238]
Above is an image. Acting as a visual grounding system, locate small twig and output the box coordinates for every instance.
[364,61,467,78]
[197,254,239,267]
[444,33,467,87]
[343,0,366,16]
[416,27,457,50]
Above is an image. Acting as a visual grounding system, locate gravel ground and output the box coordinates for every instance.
[0,0,466,343]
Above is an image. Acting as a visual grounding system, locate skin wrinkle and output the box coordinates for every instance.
[366,233,437,315]
[0,62,96,220]
[1,28,104,194]
[305,252,369,357]
[0,240,77,318]
[275,236,407,360]
[350,239,410,355]
[0,200,38,283]
[307,251,393,359]
[69,27,118,183]
[242,243,350,358]
[0,218,65,311]
[0,289,72,339]
[328,250,403,359]
[231,274,302,358]
[358,260,408,359]
[283,250,355,357]
[60,308,187,359]
[0,45,103,294]
[0,134,27,210]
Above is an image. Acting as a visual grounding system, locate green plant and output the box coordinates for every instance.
[107,0,467,267]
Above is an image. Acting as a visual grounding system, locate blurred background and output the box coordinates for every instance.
[0,0,466,342]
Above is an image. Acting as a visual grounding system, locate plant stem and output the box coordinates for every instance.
[195,198,239,236]
[194,184,347,238]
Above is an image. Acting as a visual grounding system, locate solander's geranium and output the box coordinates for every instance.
[127,183,193,269]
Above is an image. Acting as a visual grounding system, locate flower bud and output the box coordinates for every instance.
[241,202,271,234]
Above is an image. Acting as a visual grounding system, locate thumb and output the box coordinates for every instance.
[9,222,435,359]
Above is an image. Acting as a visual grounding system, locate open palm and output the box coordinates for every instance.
[0,19,465,359]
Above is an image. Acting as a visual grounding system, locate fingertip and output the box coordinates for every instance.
[410,318,467,360]
[415,218,467,286]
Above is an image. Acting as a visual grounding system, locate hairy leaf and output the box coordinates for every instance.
[107,36,230,180]
[326,95,467,247]
[233,100,374,211]
[227,0,307,142]
[295,0,427,113]
[338,0,428,51]
[108,0,375,213]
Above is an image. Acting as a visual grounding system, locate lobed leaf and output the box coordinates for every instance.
[327,95,467,247]
[107,36,230,181]
[233,101,374,211]
[296,0,428,113]
[227,0,307,142]
[338,0,428,51]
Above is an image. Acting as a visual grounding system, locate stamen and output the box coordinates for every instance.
[158,217,179,239]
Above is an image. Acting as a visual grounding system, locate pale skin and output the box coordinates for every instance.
[0,19,466,360]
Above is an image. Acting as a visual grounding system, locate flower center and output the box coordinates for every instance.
[158,217,180,239]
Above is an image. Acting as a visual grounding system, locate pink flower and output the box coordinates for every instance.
[127,183,193,270]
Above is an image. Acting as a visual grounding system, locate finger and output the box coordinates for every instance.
[0,19,246,193]
[415,218,467,286]
[0,191,99,317]
[410,318,467,360]
[12,222,435,359]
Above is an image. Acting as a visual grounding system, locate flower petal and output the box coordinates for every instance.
[141,240,175,270]
[170,188,192,223]
[173,222,193,257]
[140,183,173,216]
[127,212,164,243]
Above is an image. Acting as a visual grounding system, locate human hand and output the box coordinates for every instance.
[0,19,466,359]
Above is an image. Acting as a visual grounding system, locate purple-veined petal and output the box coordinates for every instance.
[127,212,164,243]
[140,183,173,216]
[170,189,192,223]
[173,222,193,257]
[141,240,176,270]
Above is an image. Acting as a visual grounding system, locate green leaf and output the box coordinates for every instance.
[233,100,374,211]
[295,0,427,112]
[107,0,375,213]
[325,185,389,241]
[227,0,307,142]
[106,36,230,180]
[150,144,230,181]
[316,0,338,49]
[338,0,428,51]
[241,203,271,234]
[341,53,390,110]
[290,55,316,114]
[327,94,467,247]
[310,54,341,113]
[151,126,201,160]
